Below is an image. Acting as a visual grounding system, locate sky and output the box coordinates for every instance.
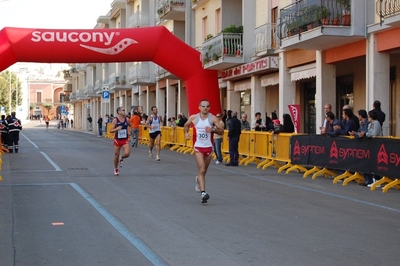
[0,0,112,29]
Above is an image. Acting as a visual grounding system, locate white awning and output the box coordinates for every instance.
[260,73,279,87]
[289,63,316,81]
[234,80,251,91]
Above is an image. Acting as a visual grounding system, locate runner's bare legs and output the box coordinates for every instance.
[194,151,212,192]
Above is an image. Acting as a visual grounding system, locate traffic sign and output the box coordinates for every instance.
[102,90,110,103]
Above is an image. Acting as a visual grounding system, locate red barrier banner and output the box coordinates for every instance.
[288,104,300,133]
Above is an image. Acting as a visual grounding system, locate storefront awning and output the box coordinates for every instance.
[260,73,279,87]
[289,63,316,81]
[234,80,251,91]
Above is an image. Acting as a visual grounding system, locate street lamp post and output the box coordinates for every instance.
[9,71,12,113]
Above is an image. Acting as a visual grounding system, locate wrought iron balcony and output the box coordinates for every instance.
[201,33,244,70]
[128,11,150,28]
[157,0,185,21]
[277,0,365,50]
[278,0,351,40]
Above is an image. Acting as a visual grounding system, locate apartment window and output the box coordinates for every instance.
[60,93,66,103]
[36,91,42,103]
[203,16,208,41]
[215,8,221,33]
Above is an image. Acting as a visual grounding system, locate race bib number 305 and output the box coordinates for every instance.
[197,131,209,141]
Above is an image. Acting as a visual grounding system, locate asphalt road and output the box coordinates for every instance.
[0,120,399,266]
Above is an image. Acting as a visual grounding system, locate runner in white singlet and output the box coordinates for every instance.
[145,106,163,161]
[184,99,224,203]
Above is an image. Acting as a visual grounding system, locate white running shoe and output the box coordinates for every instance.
[114,168,119,176]
[195,176,200,193]
[149,150,153,158]
[119,156,123,167]
[156,155,160,161]
[215,161,221,165]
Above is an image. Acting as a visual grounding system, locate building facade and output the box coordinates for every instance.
[65,0,400,136]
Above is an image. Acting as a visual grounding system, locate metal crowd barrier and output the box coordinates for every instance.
[101,125,399,193]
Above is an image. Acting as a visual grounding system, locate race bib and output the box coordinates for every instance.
[118,129,127,138]
[197,130,209,141]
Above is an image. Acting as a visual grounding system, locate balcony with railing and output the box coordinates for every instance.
[157,0,186,21]
[376,0,400,26]
[155,65,178,81]
[63,83,72,93]
[76,64,87,71]
[201,33,244,70]
[254,23,277,57]
[94,80,102,94]
[69,92,78,103]
[277,0,366,50]
[128,11,150,28]
[84,85,100,97]
[129,62,156,85]
[76,90,90,101]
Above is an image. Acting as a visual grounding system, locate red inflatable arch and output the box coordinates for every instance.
[0,26,221,115]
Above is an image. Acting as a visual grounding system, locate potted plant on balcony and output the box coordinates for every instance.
[332,13,341,26]
[202,45,212,65]
[317,6,331,25]
[204,34,213,41]
[301,5,319,30]
[285,20,299,37]
[221,25,243,56]
[337,0,351,26]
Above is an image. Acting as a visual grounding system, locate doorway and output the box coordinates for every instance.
[303,81,316,134]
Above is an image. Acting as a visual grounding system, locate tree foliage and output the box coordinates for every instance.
[0,71,23,114]
[43,103,53,114]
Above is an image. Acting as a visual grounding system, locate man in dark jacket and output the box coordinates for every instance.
[7,112,22,153]
[226,111,241,166]
[373,100,386,127]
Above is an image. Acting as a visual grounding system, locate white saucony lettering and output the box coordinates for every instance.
[31,31,117,46]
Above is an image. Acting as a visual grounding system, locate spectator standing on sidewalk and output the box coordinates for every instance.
[213,113,225,165]
[226,111,242,166]
[97,115,103,137]
[87,114,93,131]
[240,113,251,131]
[130,111,141,147]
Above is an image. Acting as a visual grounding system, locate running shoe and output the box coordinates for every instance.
[156,155,160,161]
[149,150,153,158]
[215,161,221,165]
[195,176,200,193]
[114,168,119,176]
[119,156,123,167]
[201,192,209,203]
